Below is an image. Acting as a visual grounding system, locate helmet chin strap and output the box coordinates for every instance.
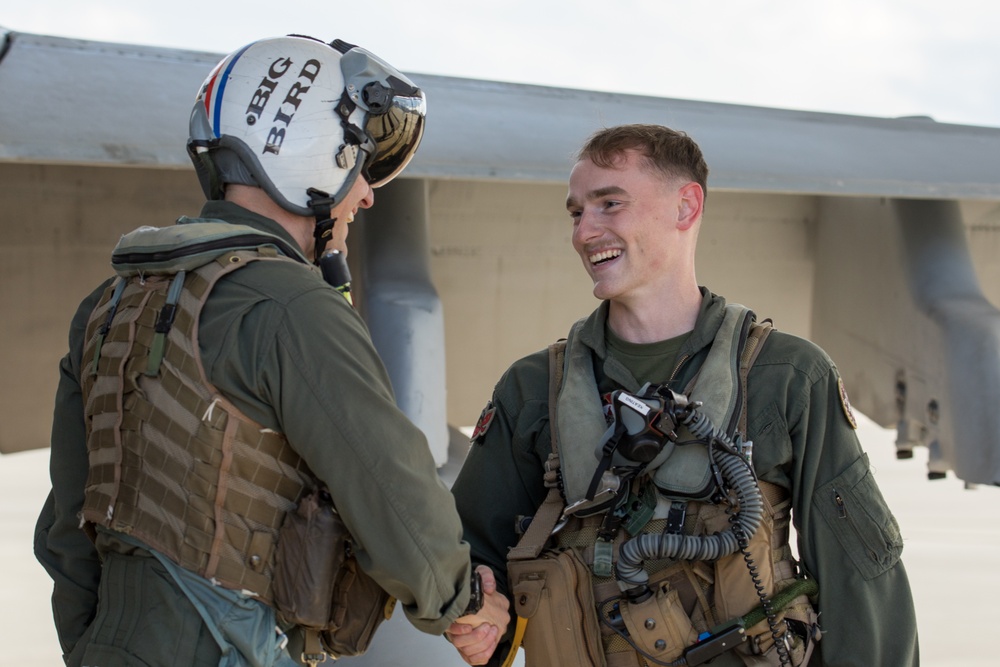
[312,217,337,264]
[307,188,338,264]
[307,189,354,299]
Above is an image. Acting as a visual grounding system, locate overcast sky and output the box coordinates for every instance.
[5,0,1000,128]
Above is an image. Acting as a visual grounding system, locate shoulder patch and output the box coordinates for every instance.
[470,401,497,444]
[838,378,858,429]
[601,392,615,425]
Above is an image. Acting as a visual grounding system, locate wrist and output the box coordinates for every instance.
[463,568,484,616]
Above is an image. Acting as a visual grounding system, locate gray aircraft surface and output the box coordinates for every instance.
[2,29,1000,486]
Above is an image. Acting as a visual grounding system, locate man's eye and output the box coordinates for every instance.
[604,200,620,209]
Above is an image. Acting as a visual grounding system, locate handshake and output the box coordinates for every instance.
[445,565,512,666]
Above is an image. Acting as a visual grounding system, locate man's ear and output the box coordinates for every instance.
[676,182,704,230]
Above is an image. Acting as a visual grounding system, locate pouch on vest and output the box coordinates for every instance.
[272,487,394,658]
[508,549,605,667]
[619,582,699,664]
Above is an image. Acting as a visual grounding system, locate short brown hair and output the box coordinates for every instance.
[576,124,709,196]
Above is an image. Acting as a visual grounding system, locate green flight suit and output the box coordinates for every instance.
[34,201,474,665]
[453,289,919,666]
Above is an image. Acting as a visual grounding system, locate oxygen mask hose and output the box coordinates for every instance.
[615,403,764,590]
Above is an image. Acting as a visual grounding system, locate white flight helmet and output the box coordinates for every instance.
[187,35,425,251]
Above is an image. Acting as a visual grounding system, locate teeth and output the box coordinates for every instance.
[345,213,355,224]
[589,249,622,264]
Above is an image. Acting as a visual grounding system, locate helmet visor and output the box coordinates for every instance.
[363,90,426,188]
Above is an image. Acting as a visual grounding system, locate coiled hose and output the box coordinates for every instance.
[615,406,764,590]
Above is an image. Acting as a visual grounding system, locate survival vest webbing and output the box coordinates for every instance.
[506,307,820,667]
[80,222,318,604]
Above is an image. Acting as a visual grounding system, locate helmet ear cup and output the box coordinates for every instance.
[186,35,425,219]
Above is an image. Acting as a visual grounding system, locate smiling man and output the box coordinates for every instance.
[452,124,918,666]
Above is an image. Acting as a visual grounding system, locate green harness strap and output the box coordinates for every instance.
[145,270,186,377]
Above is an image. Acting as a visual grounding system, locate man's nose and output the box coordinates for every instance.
[360,182,375,209]
[573,209,601,243]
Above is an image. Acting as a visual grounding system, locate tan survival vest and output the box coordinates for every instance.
[80,221,318,604]
[506,306,820,667]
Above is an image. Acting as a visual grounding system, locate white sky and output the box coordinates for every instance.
[4,0,1000,128]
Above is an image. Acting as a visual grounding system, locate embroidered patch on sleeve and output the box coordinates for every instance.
[838,378,858,429]
[471,401,497,443]
[601,392,615,425]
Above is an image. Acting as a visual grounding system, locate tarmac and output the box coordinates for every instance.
[2,414,997,665]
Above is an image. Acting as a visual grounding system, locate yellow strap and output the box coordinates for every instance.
[500,616,528,667]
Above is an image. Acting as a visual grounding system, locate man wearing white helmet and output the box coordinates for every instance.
[34,35,507,667]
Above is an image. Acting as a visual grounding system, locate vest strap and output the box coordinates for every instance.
[739,319,773,436]
[508,341,568,561]
[500,617,528,667]
[90,278,127,376]
[502,341,570,667]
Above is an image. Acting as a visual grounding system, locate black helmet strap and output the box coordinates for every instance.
[307,188,337,264]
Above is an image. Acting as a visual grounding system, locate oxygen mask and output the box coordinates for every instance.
[566,384,695,517]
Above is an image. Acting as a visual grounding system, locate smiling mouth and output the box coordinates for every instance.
[589,249,622,265]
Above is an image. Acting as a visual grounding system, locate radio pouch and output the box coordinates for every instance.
[508,548,605,667]
[272,487,394,659]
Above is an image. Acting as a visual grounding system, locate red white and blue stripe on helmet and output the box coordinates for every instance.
[201,43,255,139]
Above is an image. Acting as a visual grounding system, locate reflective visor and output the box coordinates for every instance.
[363,91,426,188]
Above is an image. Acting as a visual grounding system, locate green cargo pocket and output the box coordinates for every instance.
[817,454,903,580]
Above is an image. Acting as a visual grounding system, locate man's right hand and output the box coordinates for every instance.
[446,565,511,665]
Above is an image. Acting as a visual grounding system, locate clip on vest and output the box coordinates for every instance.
[665,501,687,535]
[146,270,186,377]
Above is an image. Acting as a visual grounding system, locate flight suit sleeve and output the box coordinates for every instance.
[451,354,551,667]
[452,379,550,596]
[790,367,919,666]
[249,287,474,635]
[33,282,110,660]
